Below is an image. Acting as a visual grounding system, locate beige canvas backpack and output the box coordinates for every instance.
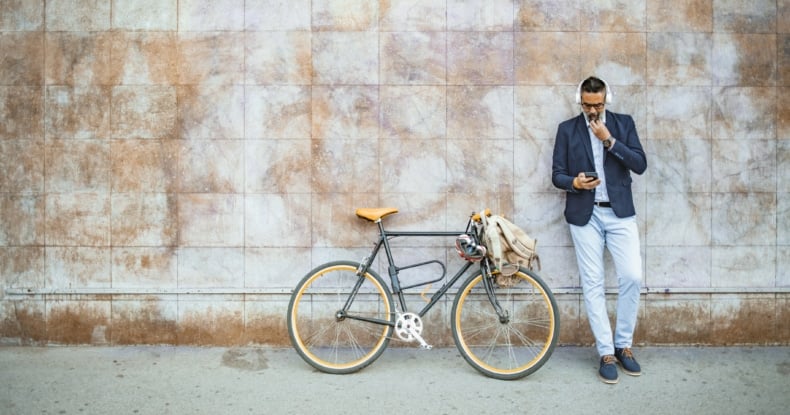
[479,212,541,286]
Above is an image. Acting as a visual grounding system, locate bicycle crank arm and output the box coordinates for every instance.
[407,327,432,350]
[394,312,432,349]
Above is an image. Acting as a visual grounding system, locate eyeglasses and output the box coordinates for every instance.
[581,102,605,110]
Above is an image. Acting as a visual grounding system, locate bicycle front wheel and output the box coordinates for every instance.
[287,261,395,374]
[452,267,559,380]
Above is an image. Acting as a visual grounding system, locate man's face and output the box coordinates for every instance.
[580,91,606,121]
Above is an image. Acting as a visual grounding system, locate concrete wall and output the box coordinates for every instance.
[1,0,788,346]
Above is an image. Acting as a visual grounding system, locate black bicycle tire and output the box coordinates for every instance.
[287,260,395,374]
[451,267,560,380]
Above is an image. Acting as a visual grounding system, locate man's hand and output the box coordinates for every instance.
[572,172,600,190]
[589,119,611,141]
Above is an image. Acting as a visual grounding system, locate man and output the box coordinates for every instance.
[551,76,647,384]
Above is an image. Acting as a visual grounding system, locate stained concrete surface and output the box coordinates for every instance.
[1,345,788,414]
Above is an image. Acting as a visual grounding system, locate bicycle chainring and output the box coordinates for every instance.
[394,312,424,342]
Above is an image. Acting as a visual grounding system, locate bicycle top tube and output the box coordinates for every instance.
[355,207,471,237]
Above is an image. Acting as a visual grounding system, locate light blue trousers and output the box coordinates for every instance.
[569,206,642,357]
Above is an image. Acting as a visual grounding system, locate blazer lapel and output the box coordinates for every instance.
[575,114,595,166]
[602,110,616,163]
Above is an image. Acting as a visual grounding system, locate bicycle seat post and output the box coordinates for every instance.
[374,217,386,237]
[374,217,405,299]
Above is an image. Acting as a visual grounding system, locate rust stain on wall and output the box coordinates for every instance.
[310,95,330,139]
[44,86,112,139]
[447,86,495,138]
[177,313,245,346]
[0,304,46,345]
[778,298,790,342]
[243,315,289,346]
[45,32,113,86]
[710,302,776,345]
[641,301,711,345]
[0,87,44,139]
[176,33,243,85]
[294,37,313,83]
[110,140,178,193]
[557,303,583,345]
[732,34,777,86]
[47,303,110,345]
[111,32,179,85]
[112,301,177,345]
[0,295,787,346]
[1,32,44,85]
[111,86,178,139]
[0,194,45,245]
[111,193,178,246]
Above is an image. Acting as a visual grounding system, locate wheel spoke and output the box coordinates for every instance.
[452,270,559,380]
[287,262,393,374]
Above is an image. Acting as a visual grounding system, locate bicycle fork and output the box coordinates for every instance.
[481,260,510,324]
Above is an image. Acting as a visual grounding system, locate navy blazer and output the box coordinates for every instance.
[552,110,647,226]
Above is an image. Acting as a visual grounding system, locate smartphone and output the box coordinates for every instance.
[584,171,598,180]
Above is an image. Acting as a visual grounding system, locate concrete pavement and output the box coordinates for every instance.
[1,345,788,414]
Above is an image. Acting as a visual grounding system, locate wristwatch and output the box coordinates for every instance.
[602,137,613,148]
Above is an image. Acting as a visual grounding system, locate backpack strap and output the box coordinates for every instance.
[480,213,504,272]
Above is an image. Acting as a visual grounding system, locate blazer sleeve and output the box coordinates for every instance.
[551,119,579,193]
[607,113,647,175]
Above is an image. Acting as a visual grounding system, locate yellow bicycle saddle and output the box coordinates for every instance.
[355,207,399,222]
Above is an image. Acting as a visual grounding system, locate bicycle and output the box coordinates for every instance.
[286,208,560,380]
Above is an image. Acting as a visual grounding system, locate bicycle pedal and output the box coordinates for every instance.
[421,344,433,350]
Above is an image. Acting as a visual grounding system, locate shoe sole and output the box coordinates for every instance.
[598,373,619,384]
[615,360,641,376]
[619,366,641,376]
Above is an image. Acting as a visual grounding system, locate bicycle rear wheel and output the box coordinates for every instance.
[451,267,559,380]
[287,261,395,374]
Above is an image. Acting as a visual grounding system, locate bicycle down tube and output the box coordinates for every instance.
[350,221,478,319]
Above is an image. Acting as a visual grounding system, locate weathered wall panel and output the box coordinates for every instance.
[1,0,788,346]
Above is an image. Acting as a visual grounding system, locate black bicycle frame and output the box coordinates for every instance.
[343,218,505,327]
